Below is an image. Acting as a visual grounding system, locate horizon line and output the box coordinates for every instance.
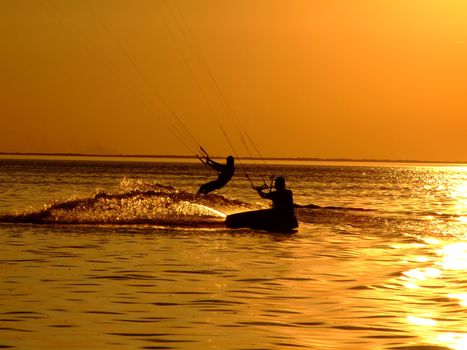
[1,152,466,165]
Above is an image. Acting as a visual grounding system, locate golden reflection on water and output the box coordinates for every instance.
[436,333,467,350]
[403,266,441,280]
[402,239,467,350]
[449,293,467,307]
[407,315,437,327]
[437,242,467,270]
[450,176,467,224]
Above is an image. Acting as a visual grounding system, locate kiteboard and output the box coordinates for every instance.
[225,208,298,233]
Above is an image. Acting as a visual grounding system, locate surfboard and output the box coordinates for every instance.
[225,208,298,233]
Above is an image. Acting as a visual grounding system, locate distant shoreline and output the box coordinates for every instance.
[0,152,466,165]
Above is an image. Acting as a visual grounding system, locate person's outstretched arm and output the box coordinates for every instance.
[255,185,271,199]
[206,159,225,172]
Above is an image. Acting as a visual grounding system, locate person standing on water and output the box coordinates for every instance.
[197,155,235,195]
[255,176,298,229]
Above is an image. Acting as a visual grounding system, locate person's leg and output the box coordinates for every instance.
[197,180,220,195]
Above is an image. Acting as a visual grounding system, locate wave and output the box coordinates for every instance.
[294,203,373,211]
[0,179,256,227]
[1,179,463,231]
[295,203,465,221]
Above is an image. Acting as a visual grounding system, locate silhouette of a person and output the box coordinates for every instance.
[255,176,298,228]
[197,155,235,195]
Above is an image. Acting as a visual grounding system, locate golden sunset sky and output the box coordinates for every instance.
[1,0,466,162]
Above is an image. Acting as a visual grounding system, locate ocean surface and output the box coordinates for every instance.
[0,156,466,350]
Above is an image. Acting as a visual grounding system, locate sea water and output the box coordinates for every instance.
[0,156,466,350]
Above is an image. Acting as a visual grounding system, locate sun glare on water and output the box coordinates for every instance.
[401,238,467,350]
[437,242,467,271]
[450,176,467,226]
[194,203,227,218]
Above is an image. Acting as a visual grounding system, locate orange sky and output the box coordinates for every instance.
[1,0,466,162]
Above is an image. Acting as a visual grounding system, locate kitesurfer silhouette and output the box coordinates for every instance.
[197,155,235,195]
[254,176,298,228]
[255,176,293,211]
[225,176,298,231]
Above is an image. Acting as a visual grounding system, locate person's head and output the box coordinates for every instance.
[226,155,234,165]
[274,176,286,190]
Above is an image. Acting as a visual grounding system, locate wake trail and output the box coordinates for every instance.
[0,179,255,227]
